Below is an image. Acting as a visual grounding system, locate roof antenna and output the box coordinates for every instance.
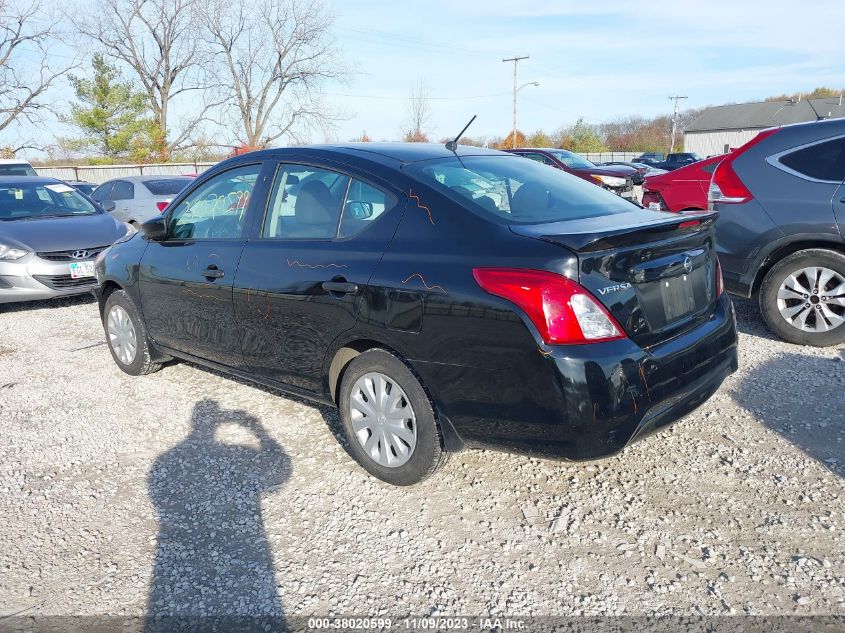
[445,115,477,152]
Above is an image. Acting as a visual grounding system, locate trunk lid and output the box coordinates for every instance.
[510,209,720,347]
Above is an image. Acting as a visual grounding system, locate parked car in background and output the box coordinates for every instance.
[634,152,664,166]
[657,152,703,171]
[599,160,666,179]
[90,175,194,225]
[0,159,37,177]
[709,119,845,346]
[642,154,724,212]
[0,177,127,304]
[505,148,639,197]
[95,143,736,485]
[66,180,97,196]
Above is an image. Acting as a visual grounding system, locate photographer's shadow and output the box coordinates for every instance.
[145,399,291,632]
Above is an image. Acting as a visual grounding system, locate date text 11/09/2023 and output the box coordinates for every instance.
[306,617,527,630]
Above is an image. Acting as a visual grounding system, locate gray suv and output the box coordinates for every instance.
[710,118,845,346]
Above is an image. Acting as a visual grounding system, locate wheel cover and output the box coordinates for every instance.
[349,372,417,468]
[776,266,845,333]
[107,305,138,365]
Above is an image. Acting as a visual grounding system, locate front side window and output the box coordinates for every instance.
[407,155,634,225]
[263,165,349,239]
[779,138,845,182]
[168,164,259,240]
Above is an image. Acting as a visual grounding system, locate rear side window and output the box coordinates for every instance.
[143,178,193,195]
[779,138,845,182]
[111,180,134,200]
[338,179,396,238]
[263,165,349,239]
[407,155,633,225]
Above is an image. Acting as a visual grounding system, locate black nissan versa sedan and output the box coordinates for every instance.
[94,143,738,485]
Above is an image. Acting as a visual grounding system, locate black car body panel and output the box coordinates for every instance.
[96,144,737,461]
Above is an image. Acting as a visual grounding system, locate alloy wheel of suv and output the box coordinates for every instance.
[338,349,446,485]
[760,249,845,346]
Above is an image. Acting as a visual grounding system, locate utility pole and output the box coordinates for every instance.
[668,95,688,154]
[503,55,529,148]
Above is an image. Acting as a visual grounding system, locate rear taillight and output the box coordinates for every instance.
[709,128,780,204]
[156,201,169,213]
[472,268,626,344]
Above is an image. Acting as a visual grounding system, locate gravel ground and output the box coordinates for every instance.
[0,294,843,622]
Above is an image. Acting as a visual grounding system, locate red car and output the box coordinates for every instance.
[504,148,638,199]
[641,154,724,212]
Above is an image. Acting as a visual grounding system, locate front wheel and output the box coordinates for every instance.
[759,249,845,346]
[103,290,162,375]
[338,349,447,486]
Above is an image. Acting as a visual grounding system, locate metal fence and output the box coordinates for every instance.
[34,162,217,184]
[581,152,644,163]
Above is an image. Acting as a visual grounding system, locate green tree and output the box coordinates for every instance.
[526,129,552,147]
[561,117,607,153]
[62,54,153,159]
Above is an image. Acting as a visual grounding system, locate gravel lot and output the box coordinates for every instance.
[0,294,843,623]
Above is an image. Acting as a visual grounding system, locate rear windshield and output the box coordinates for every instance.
[0,182,100,220]
[142,178,193,195]
[406,155,634,224]
[0,164,38,177]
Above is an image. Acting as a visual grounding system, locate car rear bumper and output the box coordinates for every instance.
[412,293,738,460]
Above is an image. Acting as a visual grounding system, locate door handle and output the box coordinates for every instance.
[202,265,225,279]
[322,280,358,294]
[840,197,845,203]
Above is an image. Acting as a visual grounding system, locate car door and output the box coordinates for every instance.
[109,180,135,223]
[233,161,403,392]
[138,162,269,367]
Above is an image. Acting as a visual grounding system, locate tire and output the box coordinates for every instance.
[338,348,447,486]
[759,248,845,347]
[102,289,162,375]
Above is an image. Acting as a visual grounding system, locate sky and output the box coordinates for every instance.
[325,0,845,142]
[6,0,845,155]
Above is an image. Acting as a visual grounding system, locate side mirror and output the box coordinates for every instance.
[345,200,373,220]
[102,200,116,213]
[140,216,167,241]
[286,174,300,186]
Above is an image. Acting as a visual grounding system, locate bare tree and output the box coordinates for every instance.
[0,1,75,149]
[74,0,212,159]
[402,80,431,143]
[200,0,343,149]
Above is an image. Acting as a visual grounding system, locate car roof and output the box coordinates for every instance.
[0,159,32,165]
[218,143,507,169]
[0,175,61,185]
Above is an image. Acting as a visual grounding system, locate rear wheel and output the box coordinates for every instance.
[759,249,845,346]
[338,349,446,485]
[103,290,161,375]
